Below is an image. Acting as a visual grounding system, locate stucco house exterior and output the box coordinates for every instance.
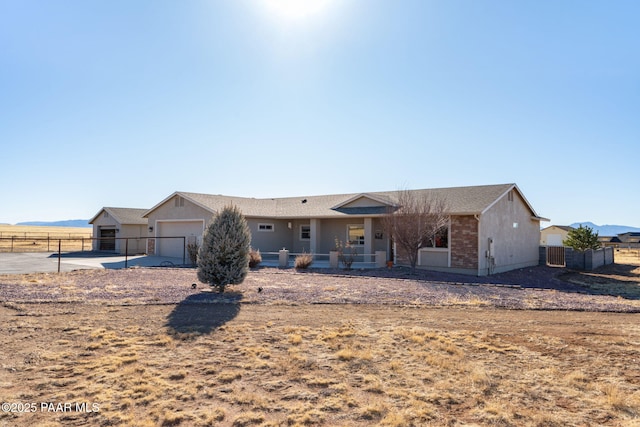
[143,183,546,276]
[89,207,148,255]
[540,225,574,246]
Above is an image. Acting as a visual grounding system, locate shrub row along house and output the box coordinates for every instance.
[89,183,547,276]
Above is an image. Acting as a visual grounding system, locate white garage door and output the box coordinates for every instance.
[157,221,204,258]
[547,234,563,246]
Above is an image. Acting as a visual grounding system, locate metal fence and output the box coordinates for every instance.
[0,236,93,253]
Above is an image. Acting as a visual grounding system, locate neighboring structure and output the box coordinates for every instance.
[143,183,547,276]
[617,232,640,248]
[599,235,622,247]
[89,207,148,254]
[540,225,574,246]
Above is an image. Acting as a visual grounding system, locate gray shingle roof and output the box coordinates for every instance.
[90,207,148,225]
[169,183,540,219]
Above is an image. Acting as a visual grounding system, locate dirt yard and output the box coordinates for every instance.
[1,257,639,426]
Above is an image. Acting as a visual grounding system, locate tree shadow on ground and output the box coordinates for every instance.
[165,291,242,338]
[557,263,640,300]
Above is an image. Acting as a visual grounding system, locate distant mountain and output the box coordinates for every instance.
[570,222,640,236]
[17,219,91,228]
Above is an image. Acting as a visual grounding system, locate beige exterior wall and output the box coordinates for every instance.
[146,196,213,238]
[90,212,147,254]
[540,226,571,246]
[147,195,390,257]
[91,211,117,251]
[146,196,213,256]
[118,224,147,255]
[478,190,541,275]
[246,219,293,252]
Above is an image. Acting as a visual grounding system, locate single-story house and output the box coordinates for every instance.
[89,207,148,254]
[143,183,547,275]
[618,232,640,244]
[540,225,574,246]
[598,235,622,247]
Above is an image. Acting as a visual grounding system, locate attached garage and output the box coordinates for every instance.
[156,220,204,258]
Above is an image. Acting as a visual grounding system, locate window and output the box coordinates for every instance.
[347,225,365,246]
[424,226,449,248]
[300,225,311,240]
[508,190,514,202]
[175,196,185,207]
[103,212,109,218]
[258,223,274,232]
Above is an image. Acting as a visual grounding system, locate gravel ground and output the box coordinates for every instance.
[1,265,639,312]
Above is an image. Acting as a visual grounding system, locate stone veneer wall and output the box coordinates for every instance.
[450,215,478,270]
[147,238,155,255]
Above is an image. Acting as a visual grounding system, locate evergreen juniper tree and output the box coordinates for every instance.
[563,225,600,252]
[197,205,251,293]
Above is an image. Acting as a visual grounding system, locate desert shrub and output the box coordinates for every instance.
[335,238,357,270]
[197,205,251,293]
[186,242,199,265]
[248,248,262,268]
[294,252,313,269]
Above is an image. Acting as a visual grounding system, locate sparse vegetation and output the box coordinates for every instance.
[1,303,639,426]
[187,242,199,265]
[334,238,357,270]
[248,247,262,268]
[294,252,313,269]
[381,189,449,272]
[1,251,640,426]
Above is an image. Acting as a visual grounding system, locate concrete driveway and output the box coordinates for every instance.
[0,252,187,274]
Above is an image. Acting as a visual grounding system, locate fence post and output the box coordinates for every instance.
[57,240,61,273]
[125,238,129,268]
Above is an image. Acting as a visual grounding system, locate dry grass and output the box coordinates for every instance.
[1,249,639,425]
[1,302,639,426]
[0,225,92,253]
[559,249,640,299]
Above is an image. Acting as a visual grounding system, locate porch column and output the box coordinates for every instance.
[364,218,373,262]
[310,219,320,254]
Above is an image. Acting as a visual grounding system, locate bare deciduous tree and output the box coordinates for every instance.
[382,189,449,272]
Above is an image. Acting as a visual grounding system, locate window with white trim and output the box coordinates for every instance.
[347,224,365,246]
[423,226,449,248]
[175,196,185,207]
[300,225,311,240]
[258,223,274,232]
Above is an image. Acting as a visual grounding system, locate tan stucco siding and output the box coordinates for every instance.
[91,213,147,254]
[91,212,117,251]
[246,219,293,252]
[479,191,541,274]
[117,224,147,254]
[540,226,570,246]
[146,197,213,235]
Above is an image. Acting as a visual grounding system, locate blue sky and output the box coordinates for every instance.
[1,0,638,227]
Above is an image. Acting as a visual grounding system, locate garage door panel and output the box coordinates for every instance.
[157,221,203,258]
